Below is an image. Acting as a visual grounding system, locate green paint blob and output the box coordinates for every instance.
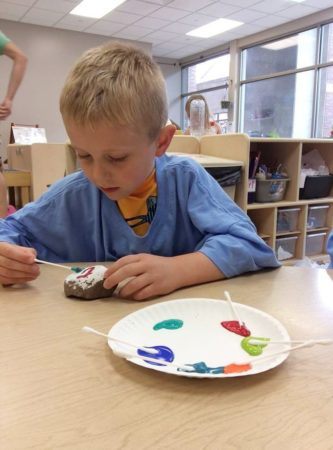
[153,319,183,331]
[241,336,270,356]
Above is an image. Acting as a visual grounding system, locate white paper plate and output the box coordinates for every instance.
[108,298,290,378]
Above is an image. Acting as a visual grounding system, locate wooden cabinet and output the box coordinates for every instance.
[7,143,76,201]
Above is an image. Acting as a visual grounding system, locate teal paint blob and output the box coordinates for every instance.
[153,319,183,331]
[178,361,224,374]
[71,267,83,273]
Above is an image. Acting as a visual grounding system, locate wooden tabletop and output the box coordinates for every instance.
[1,266,333,449]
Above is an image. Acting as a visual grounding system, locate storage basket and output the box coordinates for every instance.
[275,236,298,261]
[256,178,289,203]
[277,208,300,233]
[305,232,326,256]
[307,205,329,229]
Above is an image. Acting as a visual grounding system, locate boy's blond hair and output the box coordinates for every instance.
[60,41,168,141]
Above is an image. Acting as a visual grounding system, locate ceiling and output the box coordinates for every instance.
[1,0,333,59]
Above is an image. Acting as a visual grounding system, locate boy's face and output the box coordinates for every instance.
[65,120,175,201]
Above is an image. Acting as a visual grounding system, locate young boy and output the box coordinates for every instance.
[0,42,280,300]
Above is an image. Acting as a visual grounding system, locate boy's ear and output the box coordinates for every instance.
[155,124,176,156]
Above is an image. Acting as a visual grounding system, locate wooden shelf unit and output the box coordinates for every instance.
[169,135,333,263]
[168,133,250,210]
[247,138,333,262]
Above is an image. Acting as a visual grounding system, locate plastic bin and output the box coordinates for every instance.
[299,175,333,199]
[277,207,301,233]
[307,205,329,229]
[305,232,326,256]
[256,178,289,203]
[275,236,298,260]
[205,166,241,189]
[168,153,243,200]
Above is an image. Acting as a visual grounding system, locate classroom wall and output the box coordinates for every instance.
[0,19,163,159]
[158,60,181,127]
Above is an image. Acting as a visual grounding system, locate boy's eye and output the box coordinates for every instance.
[107,155,127,163]
[77,154,91,160]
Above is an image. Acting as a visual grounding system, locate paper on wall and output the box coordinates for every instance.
[12,126,47,145]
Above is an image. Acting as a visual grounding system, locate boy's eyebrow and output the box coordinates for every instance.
[71,146,89,153]
[70,145,129,155]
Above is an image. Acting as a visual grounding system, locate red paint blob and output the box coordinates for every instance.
[221,320,251,337]
[77,267,95,279]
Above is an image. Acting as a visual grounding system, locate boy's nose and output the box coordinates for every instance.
[92,163,111,184]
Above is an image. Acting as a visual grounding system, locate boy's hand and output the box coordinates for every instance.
[103,254,182,301]
[0,242,40,285]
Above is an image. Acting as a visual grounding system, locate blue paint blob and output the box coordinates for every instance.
[178,361,224,374]
[153,319,183,331]
[137,345,174,366]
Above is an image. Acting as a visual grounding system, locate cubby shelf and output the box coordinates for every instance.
[167,134,333,264]
[276,230,302,237]
[247,138,333,263]
[247,197,333,209]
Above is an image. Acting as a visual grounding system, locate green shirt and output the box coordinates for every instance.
[0,31,10,55]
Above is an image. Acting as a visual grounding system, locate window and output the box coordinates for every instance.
[240,29,318,138]
[240,71,315,138]
[240,23,333,138]
[317,23,333,137]
[316,66,333,138]
[241,29,317,80]
[181,54,230,131]
[321,23,333,64]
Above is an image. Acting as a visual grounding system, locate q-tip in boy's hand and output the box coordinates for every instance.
[103,252,223,301]
[0,242,40,285]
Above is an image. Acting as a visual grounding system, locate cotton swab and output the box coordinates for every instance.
[35,258,83,273]
[114,348,191,371]
[248,339,333,365]
[224,290,244,325]
[248,338,333,346]
[82,326,188,370]
[82,327,253,374]
[82,326,159,354]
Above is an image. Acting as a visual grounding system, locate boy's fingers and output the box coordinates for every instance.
[0,266,39,280]
[104,262,143,289]
[0,256,39,276]
[117,274,150,299]
[104,255,141,277]
[0,243,37,265]
[0,244,39,277]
